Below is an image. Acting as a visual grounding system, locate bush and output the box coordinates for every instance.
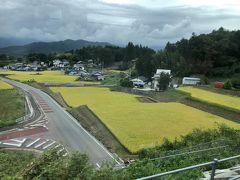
[120,78,133,88]
[223,80,232,90]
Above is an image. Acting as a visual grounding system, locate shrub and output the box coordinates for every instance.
[158,72,171,91]
[213,81,224,88]
[120,78,133,88]
[223,80,232,90]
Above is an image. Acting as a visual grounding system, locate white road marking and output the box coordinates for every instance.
[35,140,49,148]
[42,140,56,150]
[96,163,100,168]
[12,138,26,143]
[3,142,22,147]
[62,153,68,157]
[57,148,65,154]
[30,123,45,127]
[54,144,61,149]
[26,138,41,148]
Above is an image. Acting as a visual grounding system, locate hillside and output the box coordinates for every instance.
[136,27,240,78]
[0,37,35,48]
[0,39,111,56]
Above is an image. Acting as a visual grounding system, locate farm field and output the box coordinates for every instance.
[0,80,13,89]
[0,70,78,83]
[51,87,240,153]
[178,86,240,112]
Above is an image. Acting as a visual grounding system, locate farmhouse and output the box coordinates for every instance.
[182,77,200,85]
[152,69,171,90]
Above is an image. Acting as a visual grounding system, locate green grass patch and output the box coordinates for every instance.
[101,71,125,86]
[0,89,25,128]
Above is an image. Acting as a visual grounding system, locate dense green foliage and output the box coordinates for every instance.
[231,78,240,89]
[0,54,17,67]
[136,28,240,78]
[0,150,34,178]
[64,42,155,68]
[0,89,25,127]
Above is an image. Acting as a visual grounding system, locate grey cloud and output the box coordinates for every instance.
[0,0,240,49]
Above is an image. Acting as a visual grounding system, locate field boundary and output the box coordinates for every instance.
[180,98,240,124]
[177,89,240,114]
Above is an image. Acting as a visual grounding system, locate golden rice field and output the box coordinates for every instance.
[51,87,240,153]
[0,70,78,83]
[0,80,13,90]
[178,86,240,112]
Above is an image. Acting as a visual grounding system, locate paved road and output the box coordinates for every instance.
[1,77,119,166]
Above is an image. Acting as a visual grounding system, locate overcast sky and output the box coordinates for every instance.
[1,0,240,49]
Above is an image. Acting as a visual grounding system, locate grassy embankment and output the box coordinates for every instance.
[0,80,25,128]
[51,86,240,154]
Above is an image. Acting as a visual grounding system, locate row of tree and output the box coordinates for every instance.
[136,28,240,78]
[21,42,155,69]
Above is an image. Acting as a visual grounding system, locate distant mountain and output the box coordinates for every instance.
[0,37,35,48]
[0,39,111,56]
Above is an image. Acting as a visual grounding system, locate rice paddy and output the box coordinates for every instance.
[0,70,78,83]
[178,86,240,112]
[51,87,240,153]
[0,80,13,89]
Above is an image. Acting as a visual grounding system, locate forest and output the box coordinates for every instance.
[136,27,240,78]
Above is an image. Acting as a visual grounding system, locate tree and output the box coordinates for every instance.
[158,72,171,91]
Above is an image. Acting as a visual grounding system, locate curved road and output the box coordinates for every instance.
[1,77,119,166]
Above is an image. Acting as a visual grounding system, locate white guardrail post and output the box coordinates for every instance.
[210,158,218,180]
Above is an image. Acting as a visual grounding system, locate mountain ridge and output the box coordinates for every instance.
[0,39,112,56]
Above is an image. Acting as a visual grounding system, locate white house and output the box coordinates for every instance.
[152,69,171,90]
[182,77,200,85]
[53,59,62,67]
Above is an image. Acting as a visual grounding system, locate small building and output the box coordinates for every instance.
[182,77,200,85]
[152,69,171,91]
[53,59,62,67]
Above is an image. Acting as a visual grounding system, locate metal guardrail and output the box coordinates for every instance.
[137,154,240,180]
[16,95,34,123]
